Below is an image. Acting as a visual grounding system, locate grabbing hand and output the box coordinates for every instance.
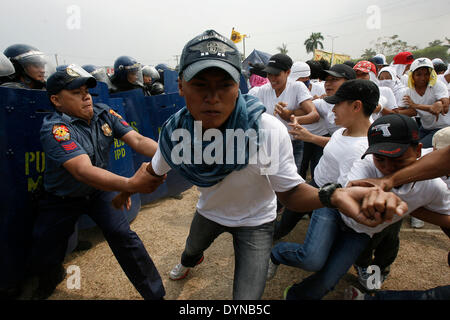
[347,176,394,191]
[288,119,314,142]
[112,192,132,210]
[331,186,408,227]
[127,162,166,194]
[274,102,292,121]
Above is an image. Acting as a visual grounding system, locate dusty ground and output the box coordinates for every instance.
[50,187,449,300]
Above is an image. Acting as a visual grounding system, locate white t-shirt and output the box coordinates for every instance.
[255,81,312,140]
[151,113,304,227]
[313,98,341,135]
[310,81,326,98]
[248,86,260,97]
[405,81,450,130]
[341,154,450,237]
[313,128,368,187]
[438,74,450,96]
[371,86,398,121]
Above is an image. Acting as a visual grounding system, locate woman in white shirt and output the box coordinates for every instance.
[402,58,450,148]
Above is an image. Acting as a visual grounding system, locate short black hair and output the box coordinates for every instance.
[434,63,447,74]
[306,60,323,80]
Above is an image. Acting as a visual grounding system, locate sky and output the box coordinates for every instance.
[1,0,449,69]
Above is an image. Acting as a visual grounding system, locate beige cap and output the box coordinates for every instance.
[432,127,450,149]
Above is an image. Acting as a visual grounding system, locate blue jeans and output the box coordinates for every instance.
[366,285,450,300]
[291,139,304,174]
[419,126,441,148]
[271,207,370,299]
[300,139,327,180]
[181,211,274,300]
[273,179,318,241]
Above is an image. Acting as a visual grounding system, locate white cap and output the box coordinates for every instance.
[432,58,444,65]
[432,127,450,149]
[288,61,310,81]
[410,57,433,72]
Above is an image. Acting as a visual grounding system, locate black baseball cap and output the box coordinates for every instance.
[323,64,356,80]
[324,79,379,109]
[179,29,242,83]
[263,54,293,75]
[47,64,97,95]
[361,114,420,159]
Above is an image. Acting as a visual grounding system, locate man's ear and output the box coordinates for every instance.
[50,94,62,108]
[353,100,363,112]
[178,77,184,97]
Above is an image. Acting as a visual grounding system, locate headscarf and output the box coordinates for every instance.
[407,68,438,89]
[249,74,269,88]
[159,92,266,187]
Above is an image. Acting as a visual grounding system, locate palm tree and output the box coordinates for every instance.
[304,32,324,54]
[277,43,288,54]
[361,48,376,60]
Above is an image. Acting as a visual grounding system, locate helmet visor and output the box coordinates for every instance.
[125,63,143,87]
[18,51,54,82]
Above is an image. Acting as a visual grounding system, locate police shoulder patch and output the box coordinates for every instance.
[109,109,123,119]
[52,124,70,142]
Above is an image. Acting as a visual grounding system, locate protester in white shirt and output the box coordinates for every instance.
[255,53,319,173]
[287,61,327,181]
[274,114,450,300]
[378,66,408,108]
[353,60,397,121]
[123,30,407,300]
[401,58,450,148]
[288,64,357,150]
[270,79,380,263]
[391,51,415,87]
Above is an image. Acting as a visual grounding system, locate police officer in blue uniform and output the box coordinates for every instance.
[3,44,51,89]
[28,64,166,299]
[110,56,145,94]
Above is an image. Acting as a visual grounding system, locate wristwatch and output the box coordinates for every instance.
[318,183,342,208]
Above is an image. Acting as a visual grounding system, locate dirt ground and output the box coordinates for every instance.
[50,186,449,300]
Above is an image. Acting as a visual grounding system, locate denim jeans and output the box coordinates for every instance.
[366,285,450,300]
[291,139,304,174]
[355,219,403,271]
[272,207,371,300]
[181,211,274,300]
[419,126,441,148]
[300,138,327,180]
[273,179,318,241]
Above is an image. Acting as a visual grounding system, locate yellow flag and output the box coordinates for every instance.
[231,28,245,43]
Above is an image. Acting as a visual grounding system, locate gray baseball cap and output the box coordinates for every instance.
[179,30,242,83]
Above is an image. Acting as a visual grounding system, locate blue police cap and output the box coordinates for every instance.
[47,64,97,95]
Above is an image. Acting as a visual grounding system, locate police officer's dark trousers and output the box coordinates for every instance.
[30,190,165,299]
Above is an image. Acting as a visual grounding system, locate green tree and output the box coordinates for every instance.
[372,35,418,56]
[428,39,443,47]
[361,48,377,60]
[304,32,324,54]
[412,46,450,62]
[277,43,288,55]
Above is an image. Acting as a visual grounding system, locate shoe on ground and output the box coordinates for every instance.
[411,217,424,229]
[32,264,66,300]
[267,258,279,280]
[169,256,204,280]
[354,265,372,291]
[344,286,366,300]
